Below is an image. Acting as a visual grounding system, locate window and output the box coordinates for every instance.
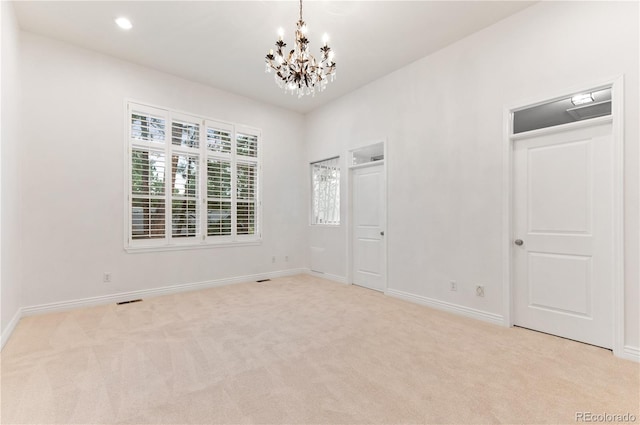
[311,157,340,225]
[513,87,612,134]
[128,102,260,250]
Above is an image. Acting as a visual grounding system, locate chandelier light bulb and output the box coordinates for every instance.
[264,0,336,98]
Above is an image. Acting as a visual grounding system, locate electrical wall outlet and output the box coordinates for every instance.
[476,285,485,297]
[450,280,457,291]
[103,272,112,283]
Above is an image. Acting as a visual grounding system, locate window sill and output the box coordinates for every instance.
[125,239,262,254]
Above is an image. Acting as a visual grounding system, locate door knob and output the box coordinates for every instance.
[514,239,524,246]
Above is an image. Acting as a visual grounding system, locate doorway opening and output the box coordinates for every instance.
[348,142,387,292]
[504,78,624,355]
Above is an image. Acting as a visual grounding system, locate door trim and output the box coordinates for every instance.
[346,141,388,290]
[502,76,625,357]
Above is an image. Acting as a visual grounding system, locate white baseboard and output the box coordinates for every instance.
[307,270,348,284]
[620,345,640,362]
[385,288,504,326]
[1,307,22,350]
[21,268,307,317]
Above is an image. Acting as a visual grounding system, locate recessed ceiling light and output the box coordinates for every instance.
[571,93,594,106]
[115,17,132,30]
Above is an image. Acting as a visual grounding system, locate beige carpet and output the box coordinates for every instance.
[1,274,638,424]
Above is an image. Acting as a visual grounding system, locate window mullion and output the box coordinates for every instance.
[128,143,132,244]
[330,164,338,223]
[200,120,207,241]
[165,122,172,245]
[323,169,330,223]
[311,166,317,223]
[231,129,238,239]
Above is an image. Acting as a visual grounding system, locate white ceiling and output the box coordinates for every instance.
[13,1,535,114]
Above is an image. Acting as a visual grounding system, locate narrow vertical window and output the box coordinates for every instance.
[170,116,200,240]
[237,162,257,235]
[236,130,259,236]
[130,108,167,240]
[311,157,340,225]
[207,159,232,236]
[205,122,234,238]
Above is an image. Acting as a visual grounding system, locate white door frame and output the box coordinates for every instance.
[502,76,625,357]
[346,141,388,290]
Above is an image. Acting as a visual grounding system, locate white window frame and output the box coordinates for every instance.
[125,101,262,252]
[310,156,341,226]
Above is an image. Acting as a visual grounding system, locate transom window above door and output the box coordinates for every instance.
[513,87,612,134]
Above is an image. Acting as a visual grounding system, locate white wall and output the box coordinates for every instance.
[305,1,640,349]
[1,1,23,344]
[19,33,308,308]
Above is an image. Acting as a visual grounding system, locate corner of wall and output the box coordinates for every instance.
[0,308,21,350]
[1,0,24,346]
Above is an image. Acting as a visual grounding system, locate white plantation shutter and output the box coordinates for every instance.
[131,110,166,144]
[235,128,260,237]
[236,162,257,235]
[127,103,261,249]
[311,157,340,225]
[205,120,234,239]
[206,122,233,154]
[171,153,199,239]
[171,119,200,149]
[129,105,168,241]
[131,149,166,239]
[169,113,201,242]
[206,159,232,237]
[236,132,258,158]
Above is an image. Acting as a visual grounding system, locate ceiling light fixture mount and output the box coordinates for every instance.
[115,17,133,30]
[265,0,336,98]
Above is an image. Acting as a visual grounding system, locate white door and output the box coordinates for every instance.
[352,164,386,291]
[513,121,614,348]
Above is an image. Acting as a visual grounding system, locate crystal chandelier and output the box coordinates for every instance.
[265,0,336,98]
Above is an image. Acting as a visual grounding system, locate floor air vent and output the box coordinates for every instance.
[116,299,143,305]
[256,279,271,283]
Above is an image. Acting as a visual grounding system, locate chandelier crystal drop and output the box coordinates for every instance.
[265,0,336,98]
